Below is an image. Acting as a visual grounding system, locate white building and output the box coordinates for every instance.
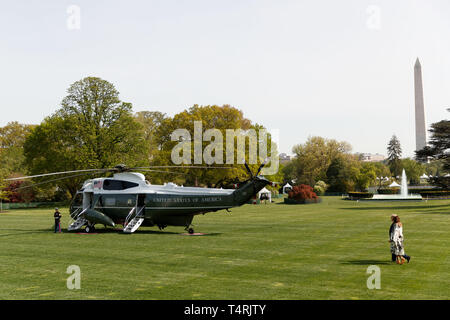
[358,153,386,162]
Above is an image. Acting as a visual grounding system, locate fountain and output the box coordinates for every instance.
[401,169,408,197]
[365,169,422,201]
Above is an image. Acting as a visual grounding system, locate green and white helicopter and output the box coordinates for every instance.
[6,162,276,234]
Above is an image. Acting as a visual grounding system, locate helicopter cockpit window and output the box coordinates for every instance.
[103,179,139,190]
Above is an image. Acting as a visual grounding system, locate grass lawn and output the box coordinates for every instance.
[0,196,449,300]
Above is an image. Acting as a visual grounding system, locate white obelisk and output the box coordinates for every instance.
[414,58,427,151]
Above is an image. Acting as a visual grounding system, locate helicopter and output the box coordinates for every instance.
[5,162,277,234]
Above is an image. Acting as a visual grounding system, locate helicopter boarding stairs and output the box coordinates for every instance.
[68,208,88,231]
[123,205,145,233]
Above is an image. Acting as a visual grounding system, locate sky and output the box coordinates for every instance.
[1,0,449,158]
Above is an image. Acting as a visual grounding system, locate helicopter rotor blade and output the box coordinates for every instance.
[133,169,187,175]
[4,168,111,181]
[3,165,234,182]
[244,162,253,179]
[9,171,106,191]
[255,158,270,176]
[130,166,234,170]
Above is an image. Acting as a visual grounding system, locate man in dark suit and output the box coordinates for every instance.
[54,208,62,233]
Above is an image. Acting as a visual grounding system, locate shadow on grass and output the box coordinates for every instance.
[118,230,183,236]
[178,232,222,237]
[126,230,222,237]
[65,228,222,237]
[340,259,393,265]
[0,228,51,237]
[63,228,178,235]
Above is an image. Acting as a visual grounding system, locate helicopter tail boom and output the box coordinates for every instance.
[233,177,274,206]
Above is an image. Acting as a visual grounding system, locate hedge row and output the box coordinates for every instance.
[377,188,400,195]
[347,192,374,199]
[419,190,450,198]
[377,188,450,197]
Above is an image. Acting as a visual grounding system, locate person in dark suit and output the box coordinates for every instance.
[54,208,62,233]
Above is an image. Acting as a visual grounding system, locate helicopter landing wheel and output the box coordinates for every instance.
[188,228,194,235]
[85,225,95,233]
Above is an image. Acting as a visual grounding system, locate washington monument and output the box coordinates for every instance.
[414,58,427,151]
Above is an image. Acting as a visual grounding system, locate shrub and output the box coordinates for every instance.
[2,181,36,203]
[288,185,318,201]
[313,180,328,196]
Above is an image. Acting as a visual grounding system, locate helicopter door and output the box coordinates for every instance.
[83,192,94,210]
[136,194,146,217]
[137,194,146,207]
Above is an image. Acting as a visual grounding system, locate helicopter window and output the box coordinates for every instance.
[105,198,116,206]
[127,198,136,206]
[103,179,139,190]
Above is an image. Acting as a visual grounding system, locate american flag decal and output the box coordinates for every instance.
[94,180,103,189]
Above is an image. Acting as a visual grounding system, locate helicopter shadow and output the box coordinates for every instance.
[60,227,223,236]
[109,229,223,236]
[0,228,52,238]
[117,229,180,236]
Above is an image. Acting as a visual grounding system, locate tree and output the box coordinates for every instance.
[401,158,425,185]
[0,122,35,176]
[387,135,402,177]
[24,77,149,197]
[326,154,360,192]
[372,161,391,187]
[354,162,377,191]
[416,112,450,188]
[151,104,277,187]
[423,160,444,177]
[291,136,352,187]
[134,111,167,162]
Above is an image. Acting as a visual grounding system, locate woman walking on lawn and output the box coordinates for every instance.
[389,215,410,264]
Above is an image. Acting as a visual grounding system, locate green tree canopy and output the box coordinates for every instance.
[134,111,167,162]
[23,77,149,196]
[350,162,377,191]
[325,154,360,192]
[401,158,425,185]
[0,122,35,176]
[150,104,278,187]
[291,136,352,187]
[416,113,450,188]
